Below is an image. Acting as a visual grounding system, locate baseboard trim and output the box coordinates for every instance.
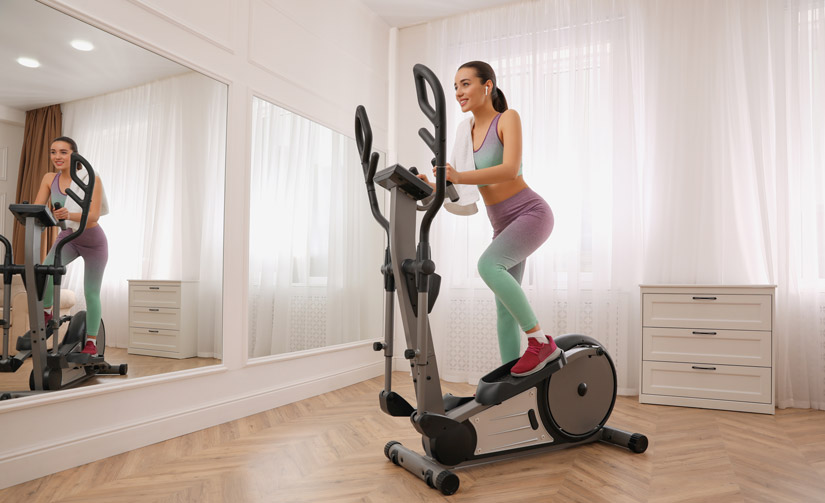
[0,360,382,489]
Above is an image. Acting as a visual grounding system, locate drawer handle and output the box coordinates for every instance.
[149,287,160,290]
[692,296,717,300]
[692,365,717,371]
[149,308,160,312]
[692,331,718,335]
[149,330,159,334]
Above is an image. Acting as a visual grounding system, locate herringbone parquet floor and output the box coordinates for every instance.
[2,372,825,502]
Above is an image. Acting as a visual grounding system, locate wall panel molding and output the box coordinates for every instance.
[126,0,235,53]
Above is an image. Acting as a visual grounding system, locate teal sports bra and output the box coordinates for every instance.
[472,113,523,188]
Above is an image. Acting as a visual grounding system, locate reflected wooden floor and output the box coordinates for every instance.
[2,372,825,502]
[0,347,221,391]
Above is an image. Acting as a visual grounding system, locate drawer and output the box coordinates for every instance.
[129,284,181,308]
[643,328,771,367]
[642,361,771,404]
[129,307,180,330]
[129,327,180,352]
[643,294,771,331]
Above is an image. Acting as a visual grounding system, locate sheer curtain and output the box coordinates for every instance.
[640,0,825,409]
[60,71,227,357]
[424,0,643,392]
[422,0,825,408]
[247,98,383,358]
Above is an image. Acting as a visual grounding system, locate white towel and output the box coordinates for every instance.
[443,117,480,216]
[63,168,109,231]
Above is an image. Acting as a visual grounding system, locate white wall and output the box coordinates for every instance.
[0,0,390,489]
[395,24,436,181]
[0,115,24,238]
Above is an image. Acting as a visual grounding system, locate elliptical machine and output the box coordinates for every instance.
[355,64,647,495]
[0,152,126,400]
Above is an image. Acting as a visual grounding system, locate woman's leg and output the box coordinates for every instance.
[478,208,552,333]
[495,261,524,363]
[77,229,108,339]
[478,201,558,375]
[43,238,80,311]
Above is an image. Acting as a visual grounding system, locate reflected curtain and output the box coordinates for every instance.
[60,72,227,357]
[13,105,61,263]
[248,98,383,358]
[424,0,643,391]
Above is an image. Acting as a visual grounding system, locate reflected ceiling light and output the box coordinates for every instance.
[71,39,94,51]
[16,57,40,68]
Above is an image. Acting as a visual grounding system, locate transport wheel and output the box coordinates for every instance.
[435,470,459,495]
[542,344,617,440]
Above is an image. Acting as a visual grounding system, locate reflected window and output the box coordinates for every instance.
[248,98,384,356]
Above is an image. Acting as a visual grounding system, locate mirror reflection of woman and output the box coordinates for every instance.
[418,61,561,377]
[34,137,109,355]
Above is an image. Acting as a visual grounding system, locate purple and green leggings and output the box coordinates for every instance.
[478,188,554,363]
[43,226,108,337]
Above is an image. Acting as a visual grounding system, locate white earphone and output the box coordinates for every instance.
[485,87,489,96]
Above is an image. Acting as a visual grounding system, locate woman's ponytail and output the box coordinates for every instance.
[492,88,508,113]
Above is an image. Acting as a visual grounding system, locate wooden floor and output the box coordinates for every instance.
[2,372,825,502]
[0,347,221,391]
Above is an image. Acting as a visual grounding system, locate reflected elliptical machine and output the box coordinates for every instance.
[0,152,126,400]
[355,64,647,495]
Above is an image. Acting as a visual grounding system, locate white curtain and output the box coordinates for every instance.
[422,0,825,408]
[425,0,644,392]
[639,0,825,409]
[60,71,227,358]
[247,98,383,358]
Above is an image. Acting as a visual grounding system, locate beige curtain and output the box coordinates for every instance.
[13,105,61,264]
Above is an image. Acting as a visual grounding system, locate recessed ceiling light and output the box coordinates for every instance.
[71,40,94,51]
[16,57,40,68]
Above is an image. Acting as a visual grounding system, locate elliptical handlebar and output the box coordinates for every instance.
[53,152,95,272]
[412,64,446,250]
[355,106,390,236]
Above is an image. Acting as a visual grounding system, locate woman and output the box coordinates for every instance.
[418,61,560,377]
[34,136,109,356]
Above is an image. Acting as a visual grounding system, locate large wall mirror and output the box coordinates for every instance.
[0,1,226,400]
[248,97,384,357]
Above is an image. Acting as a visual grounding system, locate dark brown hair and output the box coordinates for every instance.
[51,136,79,154]
[458,61,508,112]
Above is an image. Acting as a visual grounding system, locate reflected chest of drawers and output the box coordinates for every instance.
[127,280,198,359]
[639,285,775,414]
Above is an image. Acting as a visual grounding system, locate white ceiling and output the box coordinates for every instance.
[0,0,522,113]
[0,1,189,112]
[359,0,525,28]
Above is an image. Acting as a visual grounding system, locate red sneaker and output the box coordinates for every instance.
[81,340,98,355]
[44,310,53,327]
[511,337,562,377]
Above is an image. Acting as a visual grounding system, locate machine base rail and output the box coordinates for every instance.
[385,441,459,495]
[383,426,647,495]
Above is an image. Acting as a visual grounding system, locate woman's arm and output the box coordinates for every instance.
[446,109,523,185]
[33,174,53,205]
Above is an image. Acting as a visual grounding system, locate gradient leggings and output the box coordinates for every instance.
[43,226,108,337]
[478,188,554,363]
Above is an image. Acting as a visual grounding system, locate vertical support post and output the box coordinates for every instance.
[388,189,444,415]
[383,288,395,391]
[23,218,47,390]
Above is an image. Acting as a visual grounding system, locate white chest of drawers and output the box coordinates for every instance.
[127,280,198,359]
[639,285,775,414]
